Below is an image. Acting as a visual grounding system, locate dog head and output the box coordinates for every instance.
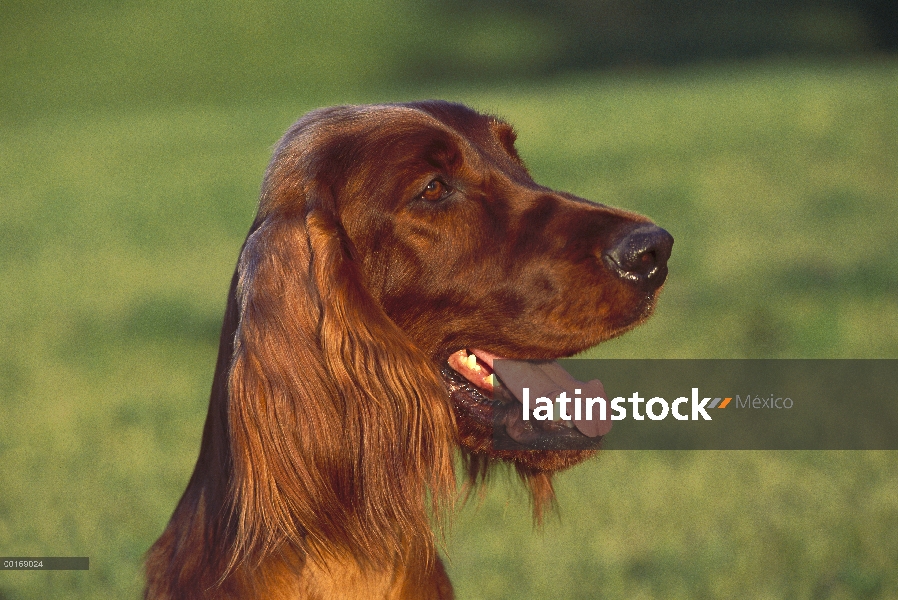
[231,100,672,563]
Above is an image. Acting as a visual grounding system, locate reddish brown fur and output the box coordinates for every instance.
[145,101,668,599]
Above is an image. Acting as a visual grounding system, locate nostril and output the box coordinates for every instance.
[603,225,673,288]
[637,250,656,270]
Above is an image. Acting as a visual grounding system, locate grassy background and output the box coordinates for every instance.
[1,1,897,598]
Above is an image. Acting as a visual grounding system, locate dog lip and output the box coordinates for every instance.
[439,363,505,418]
[440,349,609,445]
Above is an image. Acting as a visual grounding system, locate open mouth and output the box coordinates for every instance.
[442,349,611,449]
[446,349,501,394]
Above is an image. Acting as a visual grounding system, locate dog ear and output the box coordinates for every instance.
[225,175,456,573]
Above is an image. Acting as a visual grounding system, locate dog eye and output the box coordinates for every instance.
[419,179,452,202]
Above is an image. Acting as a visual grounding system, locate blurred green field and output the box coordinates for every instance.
[1,19,897,598]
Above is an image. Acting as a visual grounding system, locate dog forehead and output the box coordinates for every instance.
[292,102,504,155]
[302,104,449,140]
[259,102,520,216]
[270,104,453,176]
[331,101,497,131]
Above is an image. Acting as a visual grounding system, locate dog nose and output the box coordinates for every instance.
[603,225,673,289]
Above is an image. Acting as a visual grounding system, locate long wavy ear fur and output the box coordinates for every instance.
[224,140,456,574]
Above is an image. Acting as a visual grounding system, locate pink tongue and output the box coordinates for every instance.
[490,359,611,438]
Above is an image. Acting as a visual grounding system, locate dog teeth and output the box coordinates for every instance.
[485,374,495,387]
[465,353,479,371]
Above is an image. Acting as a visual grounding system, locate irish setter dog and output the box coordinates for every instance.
[145,101,672,599]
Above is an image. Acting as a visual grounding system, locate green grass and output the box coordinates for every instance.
[1,59,897,599]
